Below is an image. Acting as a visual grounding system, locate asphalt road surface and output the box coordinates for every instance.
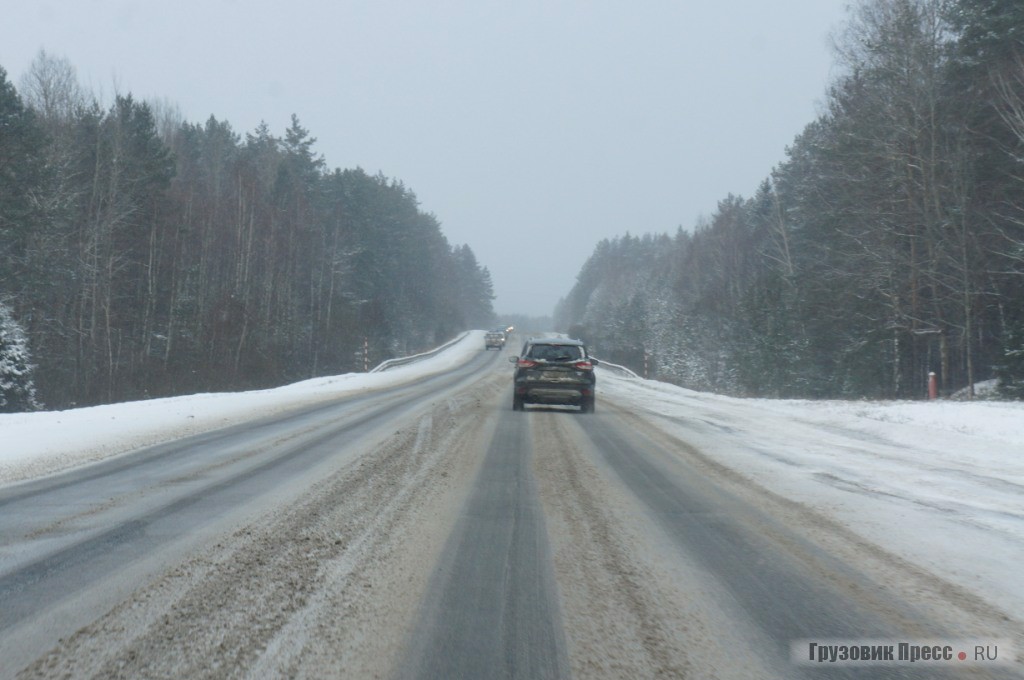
[1,346,1020,679]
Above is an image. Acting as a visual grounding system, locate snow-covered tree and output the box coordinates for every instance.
[0,302,39,412]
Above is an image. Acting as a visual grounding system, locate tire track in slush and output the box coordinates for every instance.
[396,407,570,680]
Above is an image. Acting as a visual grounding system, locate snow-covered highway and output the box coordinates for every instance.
[1,331,1022,678]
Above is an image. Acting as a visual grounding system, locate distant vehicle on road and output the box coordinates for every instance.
[509,337,598,412]
[484,331,506,350]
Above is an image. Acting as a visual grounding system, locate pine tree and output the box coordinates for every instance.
[0,302,40,412]
[0,65,48,290]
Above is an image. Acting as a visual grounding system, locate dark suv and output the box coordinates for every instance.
[509,337,599,412]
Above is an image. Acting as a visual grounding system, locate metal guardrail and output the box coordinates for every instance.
[592,357,641,379]
[368,332,471,373]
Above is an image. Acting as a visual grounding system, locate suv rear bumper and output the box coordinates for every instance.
[515,382,593,404]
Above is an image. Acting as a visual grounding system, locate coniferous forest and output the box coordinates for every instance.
[0,54,495,410]
[557,0,1024,400]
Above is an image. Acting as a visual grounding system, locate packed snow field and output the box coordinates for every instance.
[3,330,1022,623]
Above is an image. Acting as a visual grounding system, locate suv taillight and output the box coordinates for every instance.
[517,359,537,368]
[574,361,593,370]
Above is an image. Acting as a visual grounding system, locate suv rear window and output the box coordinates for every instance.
[527,344,583,361]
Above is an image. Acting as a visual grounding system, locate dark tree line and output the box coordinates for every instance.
[0,53,494,410]
[557,0,1024,399]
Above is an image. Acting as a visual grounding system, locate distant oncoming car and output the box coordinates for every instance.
[484,331,506,350]
[509,337,598,412]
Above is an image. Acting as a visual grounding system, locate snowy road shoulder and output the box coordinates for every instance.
[599,371,1024,623]
[0,331,487,485]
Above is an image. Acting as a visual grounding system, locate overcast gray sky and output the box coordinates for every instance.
[2,0,850,317]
